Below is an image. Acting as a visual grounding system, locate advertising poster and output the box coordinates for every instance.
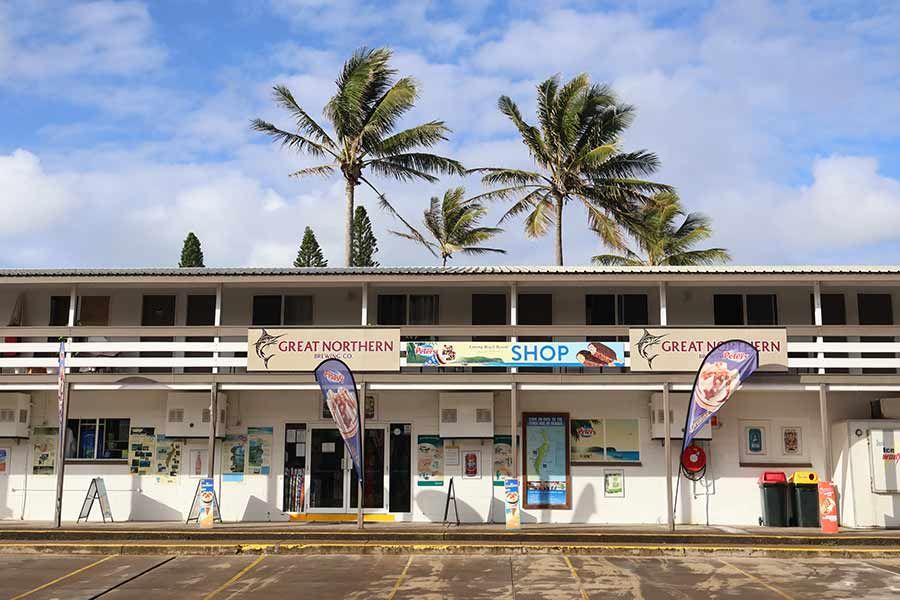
[155,436,181,483]
[493,435,514,486]
[604,468,625,498]
[128,427,156,475]
[570,419,604,463]
[782,427,802,456]
[248,328,400,371]
[463,450,481,479]
[198,477,215,529]
[188,448,208,477]
[407,341,625,368]
[523,413,570,509]
[604,420,640,462]
[314,359,363,479]
[504,478,521,529]
[247,426,273,475]
[416,435,444,486]
[222,434,246,481]
[32,427,58,475]
[0,448,7,474]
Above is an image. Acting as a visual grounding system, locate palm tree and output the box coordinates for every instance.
[592,192,730,266]
[472,74,670,266]
[390,187,505,266]
[252,47,465,266]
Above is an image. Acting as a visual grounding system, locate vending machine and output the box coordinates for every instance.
[831,420,900,528]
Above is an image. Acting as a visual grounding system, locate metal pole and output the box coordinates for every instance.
[819,384,832,479]
[510,382,517,480]
[358,381,366,529]
[663,382,674,531]
[53,381,70,528]
[207,383,218,478]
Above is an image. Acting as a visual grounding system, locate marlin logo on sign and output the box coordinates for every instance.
[636,329,667,369]
[253,329,284,369]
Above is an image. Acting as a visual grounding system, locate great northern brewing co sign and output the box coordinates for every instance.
[248,328,400,371]
[628,328,787,372]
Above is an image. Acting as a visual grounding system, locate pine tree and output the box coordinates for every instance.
[179,232,205,267]
[294,227,328,267]
[350,206,379,267]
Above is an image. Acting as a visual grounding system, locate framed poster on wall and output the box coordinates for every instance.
[522,412,571,509]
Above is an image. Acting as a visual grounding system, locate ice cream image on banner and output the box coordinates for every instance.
[314,358,363,479]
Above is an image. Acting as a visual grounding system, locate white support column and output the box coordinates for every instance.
[207,383,218,478]
[212,283,222,374]
[814,281,824,375]
[510,382,518,502]
[659,282,668,326]
[663,382,674,531]
[361,283,369,326]
[65,285,76,372]
[819,384,832,480]
[510,283,518,374]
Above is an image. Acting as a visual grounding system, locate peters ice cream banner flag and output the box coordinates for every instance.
[682,340,759,449]
[314,359,363,480]
[405,341,626,368]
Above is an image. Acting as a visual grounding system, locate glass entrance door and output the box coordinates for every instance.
[349,428,386,510]
[308,428,345,510]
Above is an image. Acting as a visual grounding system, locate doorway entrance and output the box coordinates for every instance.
[307,425,388,513]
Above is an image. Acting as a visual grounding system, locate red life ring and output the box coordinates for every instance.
[681,444,707,473]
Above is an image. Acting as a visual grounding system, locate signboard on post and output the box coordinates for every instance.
[247,328,400,371]
[629,328,787,371]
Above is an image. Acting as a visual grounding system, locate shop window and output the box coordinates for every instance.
[518,294,552,325]
[49,296,70,326]
[284,295,314,325]
[408,295,439,325]
[714,294,744,325]
[472,294,506,325]
[585,294,648,325]
[747,294,778,325]
[65,418,130,460]
[377,295,407,325]
[252,295,282,326]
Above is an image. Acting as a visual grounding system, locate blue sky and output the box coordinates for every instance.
[2,0,899,267]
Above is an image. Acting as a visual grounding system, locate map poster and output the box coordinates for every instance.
[493,435,514,486]
[128,427,156,475]
[523,413,570,509]
[155,435,182,483]
[247,427,273,475]
[32,427,58,475]
[416,435,444,486]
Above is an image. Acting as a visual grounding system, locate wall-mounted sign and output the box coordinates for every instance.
[247,328,400,371]
[406,341,625,368]
[523,413,570,509]
[629,328,787,371]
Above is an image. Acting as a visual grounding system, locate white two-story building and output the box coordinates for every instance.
[0,265,898,528]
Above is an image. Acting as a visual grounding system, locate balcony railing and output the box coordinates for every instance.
[0,326,898,372]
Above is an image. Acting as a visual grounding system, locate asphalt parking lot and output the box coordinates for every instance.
[3,553,900,599]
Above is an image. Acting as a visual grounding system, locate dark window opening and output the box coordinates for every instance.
[377,295,407,325]
[472,294,506,326]
[284,295,314,325]
[714,294,744,325]
[65,418,130,460]
[747,294,778,325]
[389,423,412,512]
[252,295,282,326]
[518,294,552,325]
[618,294,649,325]
[408,295,439,325]
[585,294,615,325]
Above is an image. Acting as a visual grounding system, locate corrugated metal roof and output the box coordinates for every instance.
[1,265,900,278]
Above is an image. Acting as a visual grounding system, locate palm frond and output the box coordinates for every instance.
[373,121,450,156]
[360,76,419,146]
[663,248,731,266]
[497,188,548,223]
[460,246,506,255]
[591,253,644,266]
[472,167,545,187]
[498,95,550,165]
[366,152,465,181]
[289,165,336,179]
[250,119,333,158]
[271,85,337,150]
[523,197,555,238]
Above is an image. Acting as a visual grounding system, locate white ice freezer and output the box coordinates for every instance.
[831,420,900,528]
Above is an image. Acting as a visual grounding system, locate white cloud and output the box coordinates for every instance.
[0,150,69,235]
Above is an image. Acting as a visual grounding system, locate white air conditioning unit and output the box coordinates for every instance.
[164,392,226,438]
[650,393,712,440]
[439,392,494,438]
[0,393,30,438]
[877,398,900,419]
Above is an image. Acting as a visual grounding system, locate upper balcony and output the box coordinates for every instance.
[1,266,899,379]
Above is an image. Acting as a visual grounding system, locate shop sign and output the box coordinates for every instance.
[629,328,787,371]
[406,341,626,368]
[247,328,400,371]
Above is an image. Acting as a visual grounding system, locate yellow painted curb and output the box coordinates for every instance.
[287,513,396,522]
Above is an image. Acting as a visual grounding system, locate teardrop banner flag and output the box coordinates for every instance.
[682,340,759,452]
[314,358,363,481]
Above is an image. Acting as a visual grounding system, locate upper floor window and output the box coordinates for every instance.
[714,293,778,325]
[252,295,313,326]
[377,294,439,325]
[142,295,176,326]
[518,294,552,325]
[585,294,648,325]
[49,296,70,326]
[858,293,894,325]
[186,295,216,326]
[78,296,110,326]
[472,294,506,325]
